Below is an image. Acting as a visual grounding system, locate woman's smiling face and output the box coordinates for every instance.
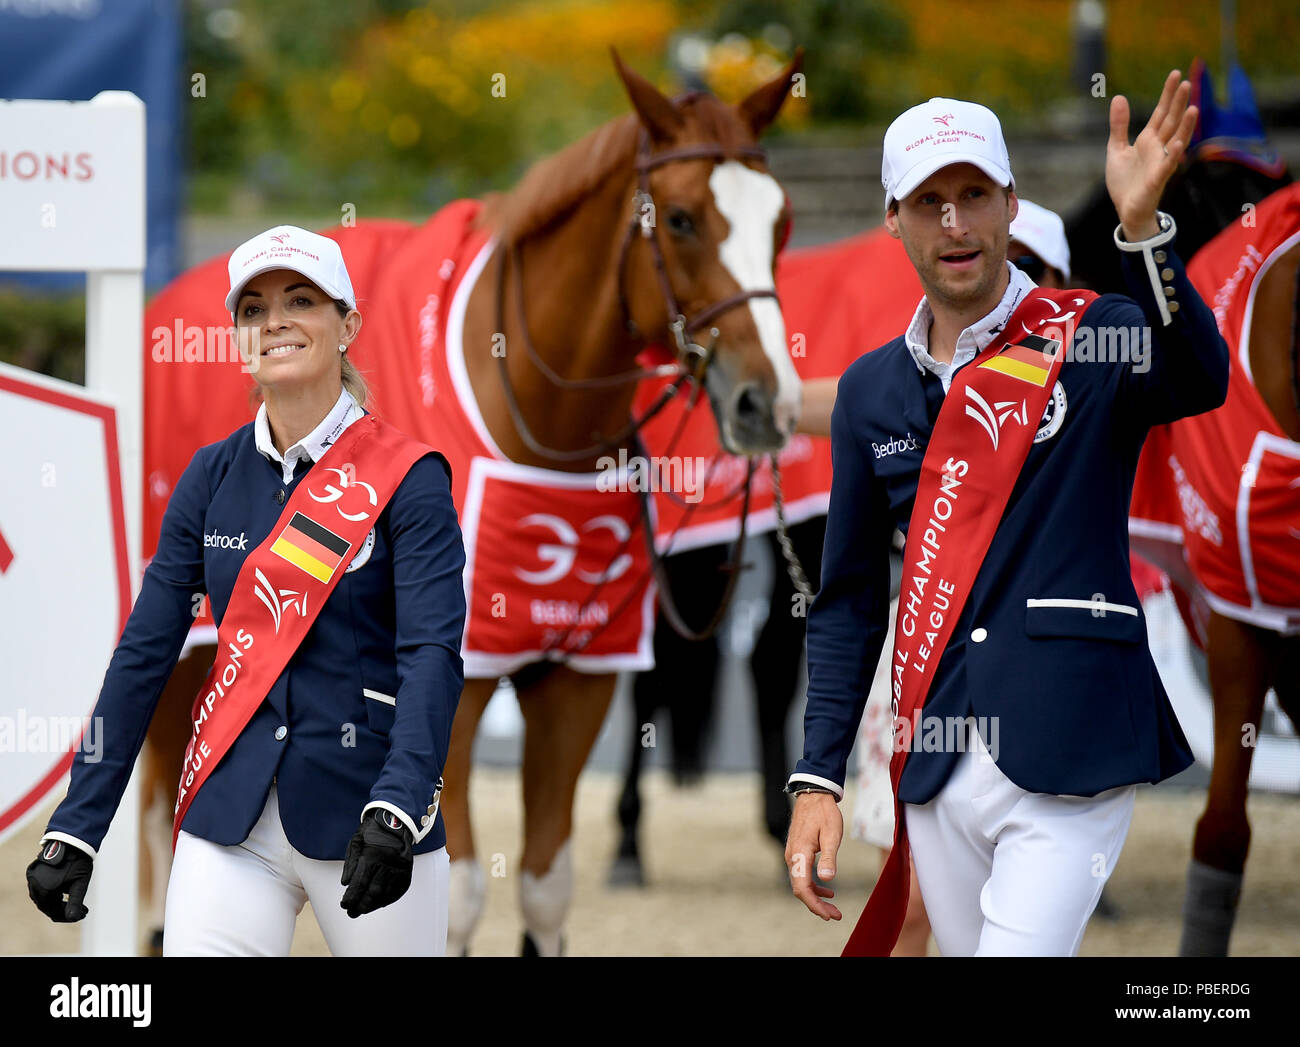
[235,268,358,391]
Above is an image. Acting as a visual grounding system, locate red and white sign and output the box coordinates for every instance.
[0,363,130,845]
[0,92,144,271]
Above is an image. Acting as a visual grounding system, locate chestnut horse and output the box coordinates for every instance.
[137,51,805,955]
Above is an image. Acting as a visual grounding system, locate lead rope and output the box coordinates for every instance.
[770,454,815,600]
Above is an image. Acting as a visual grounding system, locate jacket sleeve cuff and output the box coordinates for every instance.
[362,800,431,845]
[1113,211,1178,327]
[785,772,844,802]
[40,832,98,861]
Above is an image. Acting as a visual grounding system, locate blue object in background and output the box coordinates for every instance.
[0,0,183,290]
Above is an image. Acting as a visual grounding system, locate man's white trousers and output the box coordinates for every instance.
[904,728,1136,956]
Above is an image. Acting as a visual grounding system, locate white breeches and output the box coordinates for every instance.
[163,785,449,956]
[904,728,1136,957]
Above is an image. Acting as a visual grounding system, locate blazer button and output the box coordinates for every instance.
[421,815,431,827]
[427,804,436,815]
[1160,267,1175,282]
[274,725,288,741]
[970,628,988,643]
[275,489,286,505]
[1153,250,1167,263]
[1167,301,1180,313]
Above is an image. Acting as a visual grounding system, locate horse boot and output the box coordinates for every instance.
[1179,859,1244,956]
[520,841,571,957]
[446,857,486,957]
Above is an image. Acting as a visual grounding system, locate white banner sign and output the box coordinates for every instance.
[0,90,144,271]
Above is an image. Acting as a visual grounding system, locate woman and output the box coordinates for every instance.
[26,226,466,956]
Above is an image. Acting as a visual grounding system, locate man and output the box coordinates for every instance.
[785,71,1229,956]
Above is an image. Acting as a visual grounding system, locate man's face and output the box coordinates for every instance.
[885,164,1017,311]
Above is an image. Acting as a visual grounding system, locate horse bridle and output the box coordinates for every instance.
[615,126,780,379]
[487,120,788,647]
[491,121,781,462]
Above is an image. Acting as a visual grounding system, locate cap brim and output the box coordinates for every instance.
[225,263,353,314]
[888,153,1013,208]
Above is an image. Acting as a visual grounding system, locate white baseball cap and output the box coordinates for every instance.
[1008,198,1071,282]
[882,97,1014,208]
[225,225,356,316]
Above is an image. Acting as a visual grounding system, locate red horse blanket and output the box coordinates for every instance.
[1130,183,1300,635]
[145,201,655,676]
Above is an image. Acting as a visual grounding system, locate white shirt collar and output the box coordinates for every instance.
[904,262,1038,393]
[254,387,363,484]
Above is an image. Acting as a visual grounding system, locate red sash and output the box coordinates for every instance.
[842,287,1098,956]
[171,414,433,849]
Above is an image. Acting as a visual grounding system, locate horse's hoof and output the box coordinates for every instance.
[521,932,564,957]
[607,854,645,888]
[147,929,164,957]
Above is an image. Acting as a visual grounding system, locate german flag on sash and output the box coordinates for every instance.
[271,512,351,583]
[977,336,1057,387]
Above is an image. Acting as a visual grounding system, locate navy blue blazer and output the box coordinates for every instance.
[794,239,1229,804]
[45,418,466,860]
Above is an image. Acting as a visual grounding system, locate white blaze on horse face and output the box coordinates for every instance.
[708,162,801,437]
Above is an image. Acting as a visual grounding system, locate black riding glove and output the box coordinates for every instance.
[26,839,93,923]
[340,808,413,918]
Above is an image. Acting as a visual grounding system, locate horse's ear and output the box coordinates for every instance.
[611,47,683,144]
[738,47,804,138]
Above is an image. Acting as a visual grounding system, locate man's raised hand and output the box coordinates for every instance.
[1106,69,1199,241]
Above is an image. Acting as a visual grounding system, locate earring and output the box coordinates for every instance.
[338,344,347,353]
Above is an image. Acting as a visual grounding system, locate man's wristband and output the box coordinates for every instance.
[1112,210,1176,252]
[786,783,836,798]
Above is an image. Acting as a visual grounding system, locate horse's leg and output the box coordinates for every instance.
[658,544,728,786]
[518,665,617,956]
[610,665,654,886]
[1181,612,1284,955]
[441,675,498,956]
[610,544,728,885]
[140,750,174,955]
[140,643,215,953]
[752,516,826,847]
[1270,636,1300,730]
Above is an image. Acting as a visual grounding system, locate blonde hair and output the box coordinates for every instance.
[341,353,368,408]
[332,297,369,408]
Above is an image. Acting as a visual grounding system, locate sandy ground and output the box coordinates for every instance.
[3,768,1297,957]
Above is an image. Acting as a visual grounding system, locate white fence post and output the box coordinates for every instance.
[0,89,146,955]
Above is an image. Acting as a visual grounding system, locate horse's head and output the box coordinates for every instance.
[1066,59,1292,294]
[612,49,803,455]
